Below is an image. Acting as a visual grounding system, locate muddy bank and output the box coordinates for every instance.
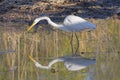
[0,0,120,29]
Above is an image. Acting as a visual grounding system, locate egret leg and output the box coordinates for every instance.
[70,33,74,54]
[74,33,79,55]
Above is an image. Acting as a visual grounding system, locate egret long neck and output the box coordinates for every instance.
[38,17,62,28]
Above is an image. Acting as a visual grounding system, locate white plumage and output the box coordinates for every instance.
[27,15,96,32]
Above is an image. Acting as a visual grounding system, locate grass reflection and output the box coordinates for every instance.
[0,18,120,80]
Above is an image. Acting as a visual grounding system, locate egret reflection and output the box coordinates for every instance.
[29,55,96,71]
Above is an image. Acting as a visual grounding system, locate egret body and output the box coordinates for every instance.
[27,15,96,32]
[27,15,96,54]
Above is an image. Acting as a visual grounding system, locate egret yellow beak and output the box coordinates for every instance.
[29,55,36,62]
[27,22,36,32]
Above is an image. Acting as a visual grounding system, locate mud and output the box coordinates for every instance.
[0,0,119,29]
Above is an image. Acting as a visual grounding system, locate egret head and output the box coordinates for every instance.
[27,18,40,32]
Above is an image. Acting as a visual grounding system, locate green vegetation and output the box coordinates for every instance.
[0,18,120,80]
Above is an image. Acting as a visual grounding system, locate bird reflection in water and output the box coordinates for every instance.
[29,55,96,73]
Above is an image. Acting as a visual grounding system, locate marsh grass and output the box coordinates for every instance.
[0,18,120,80]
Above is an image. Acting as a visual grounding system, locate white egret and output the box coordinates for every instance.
[29,55,96,72]
[27,15,96,54]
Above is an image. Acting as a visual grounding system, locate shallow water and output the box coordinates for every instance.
[0,52,119,80]
[0,18,120,80]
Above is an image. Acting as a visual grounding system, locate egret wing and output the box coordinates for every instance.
[63,15,96,32]
[63,15,86,26]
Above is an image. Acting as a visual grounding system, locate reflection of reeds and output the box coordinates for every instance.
[0,18,119,80]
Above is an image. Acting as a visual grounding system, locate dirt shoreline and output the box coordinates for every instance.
[0,0,119,29]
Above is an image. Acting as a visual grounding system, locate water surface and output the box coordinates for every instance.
[0,18,120,80]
